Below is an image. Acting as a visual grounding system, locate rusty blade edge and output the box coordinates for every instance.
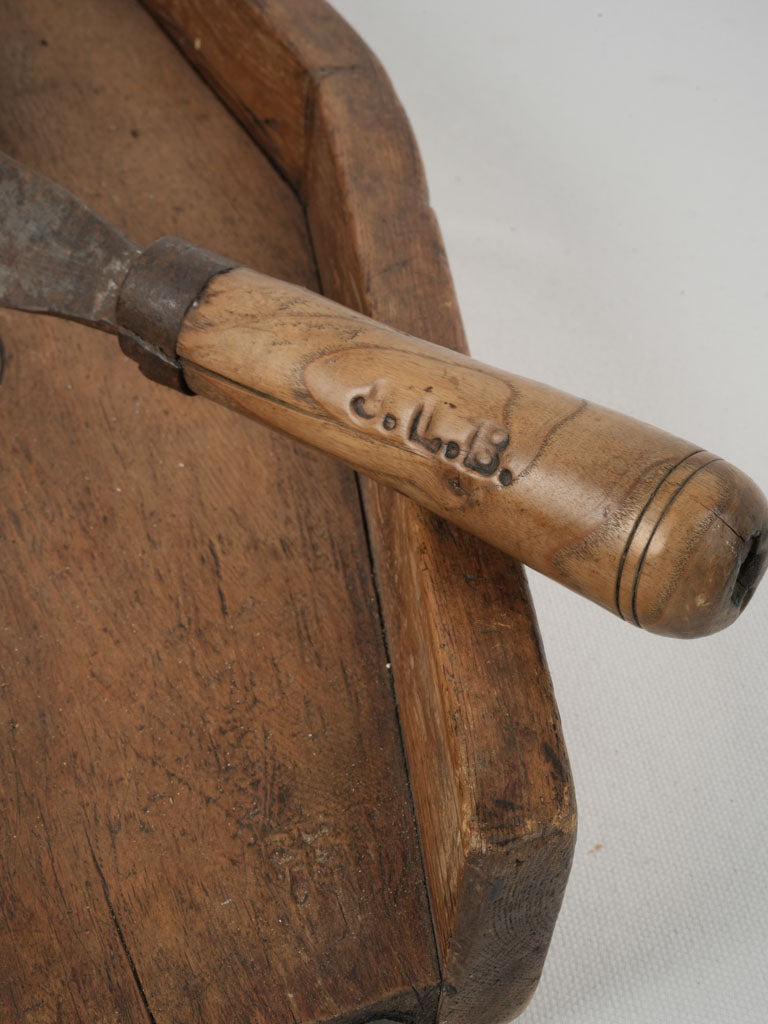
[0,151,140,333]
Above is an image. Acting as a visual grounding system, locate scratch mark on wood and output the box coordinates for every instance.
[208,539,228,617]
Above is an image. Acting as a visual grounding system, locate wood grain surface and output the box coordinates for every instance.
[140,2,578,1020]
[0,1,439,1021]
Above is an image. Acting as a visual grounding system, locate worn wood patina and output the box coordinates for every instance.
[0,0,576,1021]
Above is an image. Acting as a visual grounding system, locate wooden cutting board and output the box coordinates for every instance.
[0,1,576,1021]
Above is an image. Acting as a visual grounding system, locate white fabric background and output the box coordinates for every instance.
[332,3,768,1021]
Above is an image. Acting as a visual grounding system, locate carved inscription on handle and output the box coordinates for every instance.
[302,345,523,496]
[349,376,514,486]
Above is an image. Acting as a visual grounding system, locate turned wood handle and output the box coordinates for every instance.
[119,243,768,638]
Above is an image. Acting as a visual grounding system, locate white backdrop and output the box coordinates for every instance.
[332,3,768,1022]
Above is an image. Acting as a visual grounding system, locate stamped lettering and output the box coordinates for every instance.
[303,343,519,491]
[349,379,515,488]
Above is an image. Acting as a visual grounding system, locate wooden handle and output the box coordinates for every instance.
[174,266,767,638]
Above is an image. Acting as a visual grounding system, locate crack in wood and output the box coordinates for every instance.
[85,833,158,1024]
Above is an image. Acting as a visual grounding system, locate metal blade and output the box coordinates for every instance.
[0,152,140,333]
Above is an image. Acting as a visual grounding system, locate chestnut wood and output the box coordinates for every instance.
[140,1,578,1020]
[172,264,768,639]
[0,1,439,1022]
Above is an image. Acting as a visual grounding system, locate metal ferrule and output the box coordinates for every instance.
[116,236,238,392]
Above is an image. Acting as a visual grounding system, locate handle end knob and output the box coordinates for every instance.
[632,460,768,638]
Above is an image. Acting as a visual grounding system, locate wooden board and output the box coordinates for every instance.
[0,1,438,1021]
[0,0,577,1021]
[140,3,577,1021]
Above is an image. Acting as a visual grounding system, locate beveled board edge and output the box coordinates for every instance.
[139,2,577,1020]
